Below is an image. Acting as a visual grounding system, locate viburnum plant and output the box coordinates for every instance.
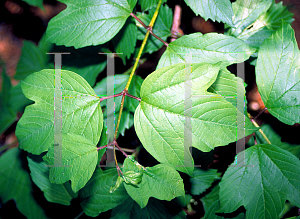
[0,0,300,218]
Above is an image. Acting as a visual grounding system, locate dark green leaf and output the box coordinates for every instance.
[46,0,138,48]
[9,83,33,112]
[0,148,47,219]
[22,0,44,9]
[123,157,185,208]
[136,5,172,54]
[135,63,256,175]
[256,22,300,125]
[138,0,167,11]
[27,157,77,205]
[190,168,221,195]
[111,197,187,219]
[16,69,103,155]
[219,144,300,219]
[157,33,255,69]
[184,0,234,27]
[80,168,129,217]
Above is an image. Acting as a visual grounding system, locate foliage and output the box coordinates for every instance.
[0,0,299,218]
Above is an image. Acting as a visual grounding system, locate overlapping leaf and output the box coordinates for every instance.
[122,157,185,208]
[256,22,300,125]
[43,133,100,192]
[138,0,167,11]
[22,0,44,9]
[184,0,234,27]
[111,197,187,219]
[134,63,256,175]
[0,148,47,219]
[136,5,172,54]
[46,0,138,48]
[156,33,255,69]
[112,18,137,65]
[80,168,129,217]
[16,69,102,154]
[27,157,77,205]
[219,144,300,219]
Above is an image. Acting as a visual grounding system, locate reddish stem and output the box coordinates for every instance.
[114,140,128,158]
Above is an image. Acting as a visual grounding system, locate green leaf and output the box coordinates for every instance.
[27,157,77,205]
[256,22,300,125]
[80,168,129,217]
[219,144,300,219]
[138,0,167,11]
[136,5,172,54]
[201,185,220,213]
[16,69,103,155]
[22,0,44,9]
[46,0,138,48]
[237,1,294,49]
[112,18,137,65]
[156,33,255,69]
[134,63,256,175]
[190,168,221,195]
[94,74,143,136]
[111,197,187,219]
[123,157,185,208]
[0,148,47,219]
[184,0,234,27]
[228,0,272,37]
[15,35,52,80]
[9,83,34,112]
[122,171,143,186]
[43,133,98,192]
[49,44,107,87]
[0,69,16,134]
[250,123,300,158]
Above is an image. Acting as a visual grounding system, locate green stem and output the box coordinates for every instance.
[113,0,163,140]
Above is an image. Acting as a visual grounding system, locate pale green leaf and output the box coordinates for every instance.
[46,0,138,48]
[237,1,294,49]
[138,0,167,11]
[256,22,300,125]
[112,18,137,65]
[136,5,172,54]
[135,63,256,175]
[80,168,129,217]
[0,148,48,219]
[228,0,272,37]
[27,157,77,205]
[15,69,103,154]
[219,144,300,219]
[123,157,185,208]
[184,0,234,27]
[111,197,187,219]
[157,33,255,69]
[43,133,98,192]
[190,168,221,195]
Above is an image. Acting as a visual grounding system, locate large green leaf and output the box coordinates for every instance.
[156,33,255,69]
[122,157,185,208]
[184,0,234,27]
[16,69,102,155]
[94,74,143,136]
[111,197,187,219]
[134,63,256,175]
[138,0,167,11]
[0,148,47,219]
[43,133,99,192]
[237,1,294,49]
[112,18,137,65]
[80,168,129,217]
[256,22,300,125]
[136,5,172,54]
[219,144,300,219]
[46,0,138,48]
[27,157,77,205]
[228,0,272,37]
[190,168,221,195]
[15,35,52,80]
